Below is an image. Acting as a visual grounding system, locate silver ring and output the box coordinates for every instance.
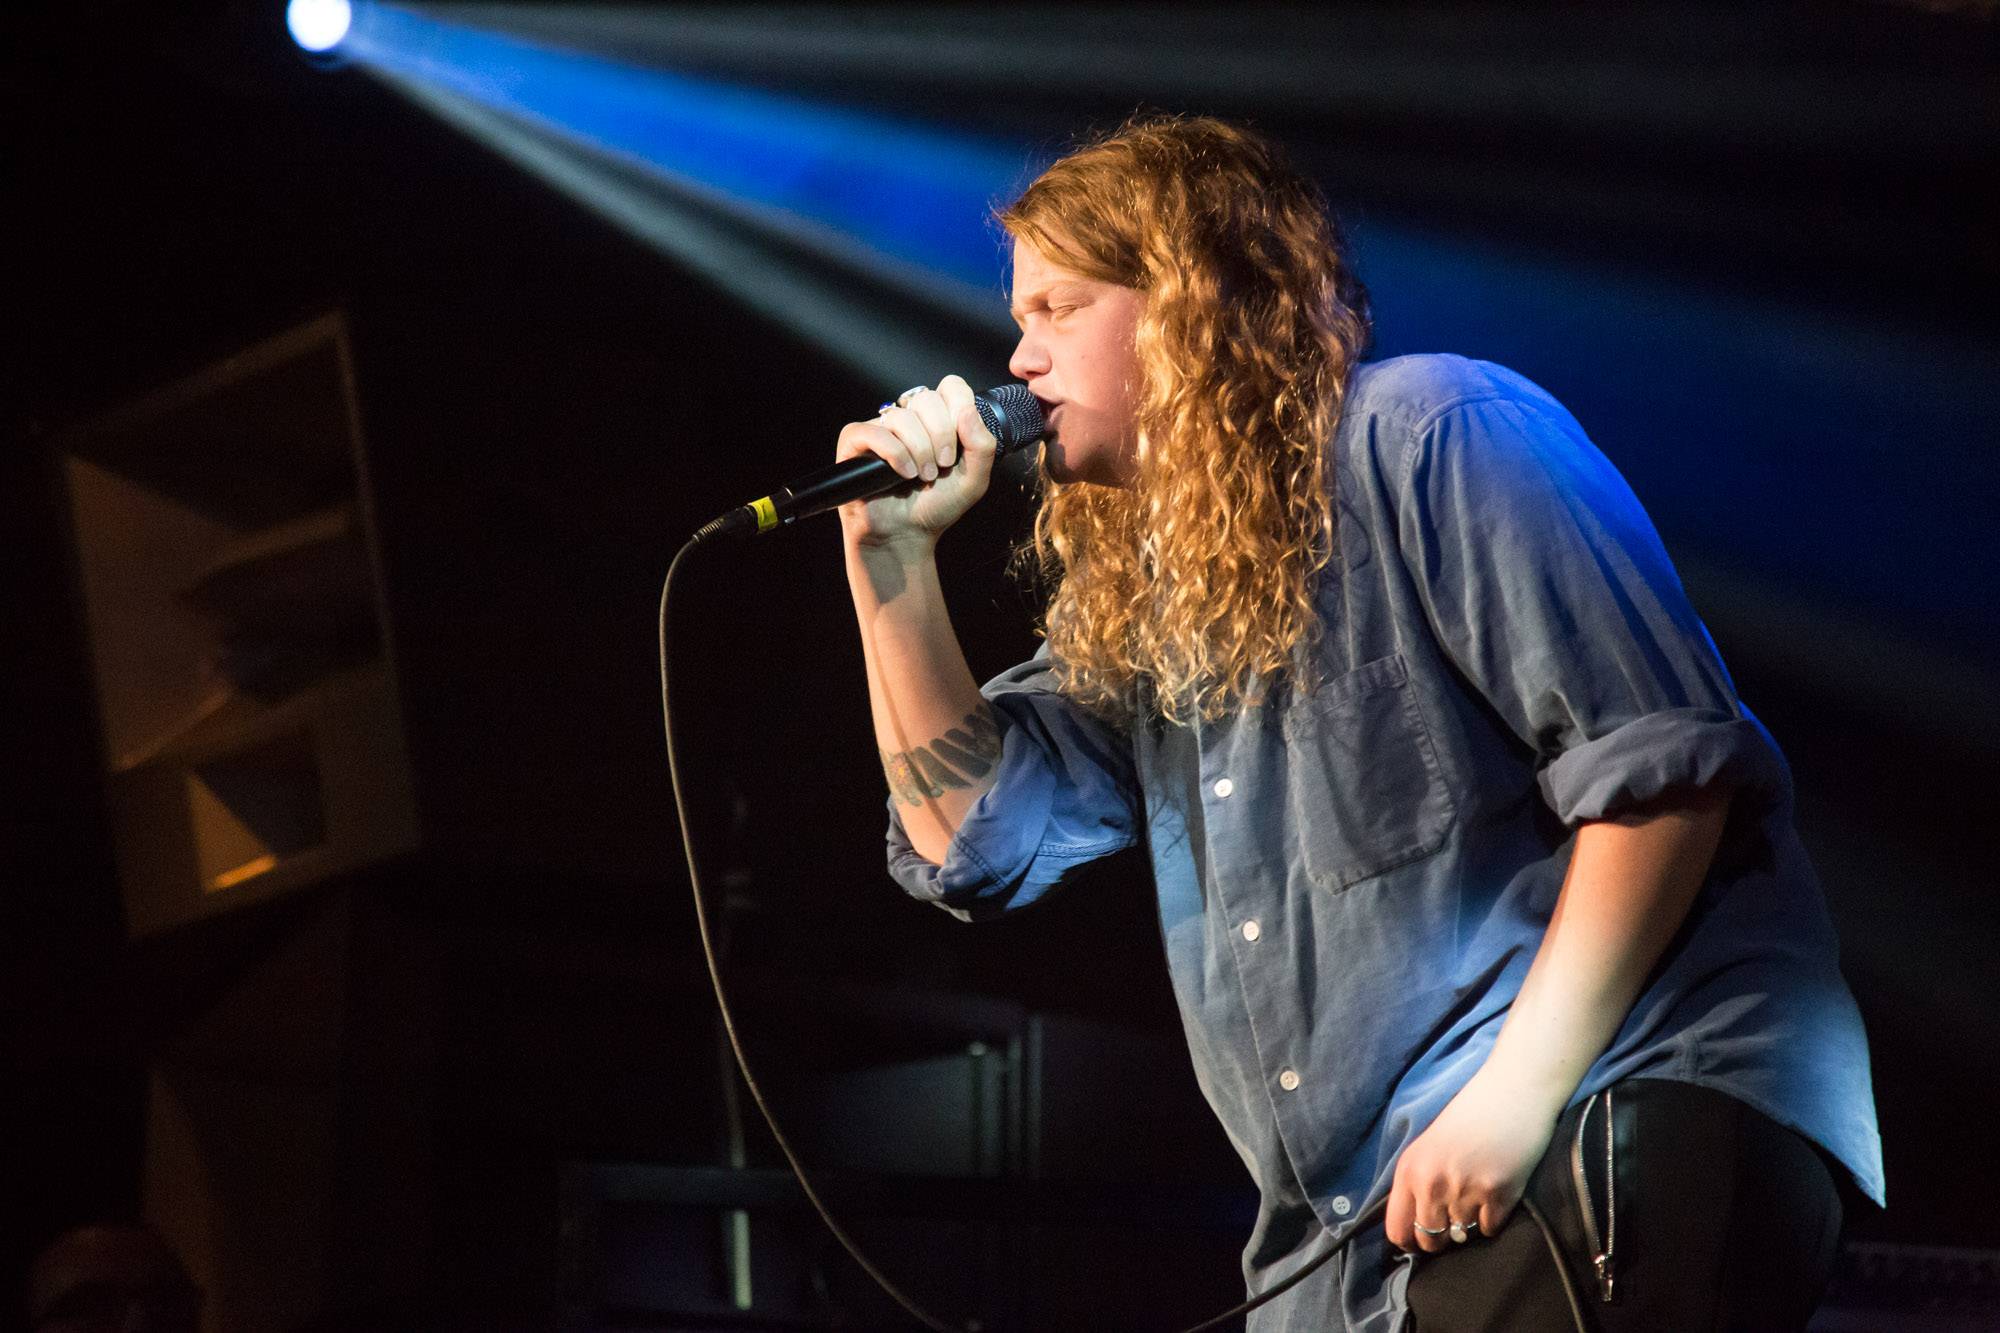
[876,387,927,415]
[1414,1221,1448,1237]
[1449,1219,1479,1244]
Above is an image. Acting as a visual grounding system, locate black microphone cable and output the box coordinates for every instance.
[659,532,961,1333]
[655,454,1593,1333]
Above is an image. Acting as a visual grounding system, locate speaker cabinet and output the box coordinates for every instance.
[55,312,419,937]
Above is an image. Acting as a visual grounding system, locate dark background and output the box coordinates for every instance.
[7,1,1997,1328]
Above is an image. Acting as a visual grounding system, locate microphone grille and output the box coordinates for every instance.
[976,384,1046,453]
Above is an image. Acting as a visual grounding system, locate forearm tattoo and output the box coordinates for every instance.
[882,706,1002,807]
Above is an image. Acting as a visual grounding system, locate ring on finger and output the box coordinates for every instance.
[1413,1221,1448,1238]
[877,387,928,414]
[1448,1219,1480,1244]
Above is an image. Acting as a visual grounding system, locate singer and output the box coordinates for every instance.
[837,117,1881,1332]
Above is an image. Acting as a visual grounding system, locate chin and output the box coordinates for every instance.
[1040,422,1136,487]
[1039,433,1074,483]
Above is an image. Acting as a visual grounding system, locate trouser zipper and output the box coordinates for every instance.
[1570,1087,1617,1302]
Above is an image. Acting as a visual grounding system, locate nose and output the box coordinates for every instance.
[1008,329,1049,384]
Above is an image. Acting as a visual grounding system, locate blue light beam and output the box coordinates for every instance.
[346,5,1030,299]
[365,66,1010,385]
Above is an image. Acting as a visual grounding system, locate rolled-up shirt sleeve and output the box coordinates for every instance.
[1398,388,1792,826]
[886,651,1141,921]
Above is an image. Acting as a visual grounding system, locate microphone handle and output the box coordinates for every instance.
[772,453,909,525]
[693,453,907,544]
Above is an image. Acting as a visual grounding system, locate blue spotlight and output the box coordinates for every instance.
[288,0,353,53]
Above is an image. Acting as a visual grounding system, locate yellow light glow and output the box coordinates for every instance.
[208,854,279,892]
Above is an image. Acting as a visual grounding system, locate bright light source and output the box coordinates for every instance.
[288,0,353,53]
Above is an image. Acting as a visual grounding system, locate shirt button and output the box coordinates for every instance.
[1332,1195,1353,1217]
[1241,920,1261,942]
[1212,777,1234,798]
[1278,1068,1301,1092]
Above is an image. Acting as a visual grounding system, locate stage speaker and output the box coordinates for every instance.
[54,312,419,938]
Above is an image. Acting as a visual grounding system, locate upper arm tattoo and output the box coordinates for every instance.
[882,705,1002,807]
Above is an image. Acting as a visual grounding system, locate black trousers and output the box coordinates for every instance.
[1405,1078,1845,1332]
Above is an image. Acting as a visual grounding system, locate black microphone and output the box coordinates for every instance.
[693,384,1045,543]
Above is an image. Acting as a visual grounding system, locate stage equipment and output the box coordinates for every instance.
[53,312,418,938]
[558,1005,1259,1328]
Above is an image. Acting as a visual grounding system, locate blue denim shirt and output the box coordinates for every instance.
[885,354,1884,1332]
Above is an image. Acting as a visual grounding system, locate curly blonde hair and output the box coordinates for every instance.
[1000,115,1373,724]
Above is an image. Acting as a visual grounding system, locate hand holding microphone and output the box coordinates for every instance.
[694,377,1044,545]
[838,376,1000,551]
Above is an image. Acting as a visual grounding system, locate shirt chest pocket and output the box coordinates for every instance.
[1278,652,1458,892]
